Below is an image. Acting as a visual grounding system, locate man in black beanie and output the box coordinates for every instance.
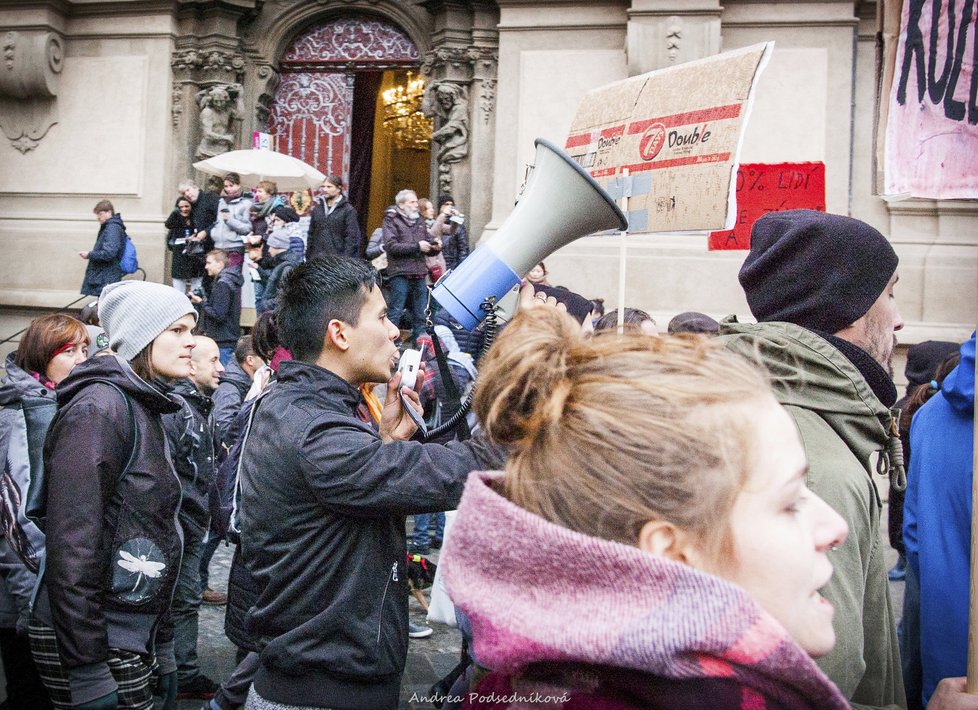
[719,210,907,710]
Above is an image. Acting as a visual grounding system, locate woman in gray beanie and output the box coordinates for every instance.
[29,280,197,710]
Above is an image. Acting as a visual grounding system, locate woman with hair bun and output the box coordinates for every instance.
[28,281,198,710]
[443,307,851,709]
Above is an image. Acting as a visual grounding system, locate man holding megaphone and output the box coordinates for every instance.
[382,188,441,347]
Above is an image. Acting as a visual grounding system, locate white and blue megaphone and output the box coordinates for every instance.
[431,138,628,330]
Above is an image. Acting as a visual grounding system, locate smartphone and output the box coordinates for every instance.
[397,348,422,391]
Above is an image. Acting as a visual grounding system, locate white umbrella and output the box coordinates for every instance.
[192,149,326,191]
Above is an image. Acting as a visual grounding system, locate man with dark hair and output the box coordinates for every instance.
[238,255,503,709]
[307,174,362,261]
[189,249,242,366]
[178,179,220,247]
[720,210,906,710]
[79,200,125,296]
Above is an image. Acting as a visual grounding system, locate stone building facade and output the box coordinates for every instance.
[0,0,973,350]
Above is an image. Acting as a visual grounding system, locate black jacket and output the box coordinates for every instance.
[239,361,503,708]
[441,223,469,270]
[192,191,220,236]
[257,248,302,315]
[162,379,214,535]
[212,358,251,453]
[307,195,362,261]
[382,208,429,278]
[82,214,125,296]
[164,209,210,281]
[32,356,183,678]
[201,267,243,347]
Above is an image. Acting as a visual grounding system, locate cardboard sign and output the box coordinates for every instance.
[565,43,773,233]
[708,162,826,250]
[882,0,978,198]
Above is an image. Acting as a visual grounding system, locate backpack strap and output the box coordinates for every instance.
[229,389,268,537]
[94,381,138,484]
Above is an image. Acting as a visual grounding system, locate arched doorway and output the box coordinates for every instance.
[269,16,431,236]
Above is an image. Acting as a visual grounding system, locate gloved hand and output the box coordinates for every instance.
[157,670,178,709]
[75,690,118,710]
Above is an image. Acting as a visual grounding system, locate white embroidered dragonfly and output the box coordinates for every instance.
[117,550,166,592]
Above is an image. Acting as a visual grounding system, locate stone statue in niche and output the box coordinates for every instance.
[195,83,244,159]
[424,82,469,164]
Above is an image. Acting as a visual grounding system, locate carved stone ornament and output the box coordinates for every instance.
[419,47,471,77]
[422,80,469,165]
[195,82,245,160]
[666,16,683,64]
[466,47,498,74]
[171,48,246,78]
[0,30,64,153]
[480,78,496,125]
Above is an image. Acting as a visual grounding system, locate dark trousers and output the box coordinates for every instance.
[173,527,205,684]
[199,534,223,592]
[0,626,53,709]
[386,275,428,343]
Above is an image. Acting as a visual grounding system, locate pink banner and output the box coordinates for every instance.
[884,0,978,198]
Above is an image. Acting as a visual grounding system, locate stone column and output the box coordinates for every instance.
[627,0,722,74]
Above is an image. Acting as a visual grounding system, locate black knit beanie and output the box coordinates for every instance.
[738,210,898,333]
[438,194,455,208]
[904,340,959,388]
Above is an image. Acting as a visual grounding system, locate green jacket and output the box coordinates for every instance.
[719,319,906,710]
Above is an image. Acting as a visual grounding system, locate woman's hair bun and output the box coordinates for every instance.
[474,307,582,446]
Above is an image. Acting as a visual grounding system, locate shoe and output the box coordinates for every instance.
[176,673,218,699]
[888,557,906,582]
[429,538,443,549]
[409,622,433,639]
[409,543,430,555]
[201,588,228,605]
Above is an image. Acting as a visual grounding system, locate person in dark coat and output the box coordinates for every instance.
[189,249,243,366]
[165,196,211,294]
[236,256,504,709]
[432,194,469,270]
[80,199,125,297]
[178,180,220,250]
[382,189,441,345]
[28,280,198,710]
[307,175,362,261]
[256,229,302,316]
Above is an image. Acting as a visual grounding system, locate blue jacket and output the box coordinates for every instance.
[904,332,976,705]
[82,214,125,296]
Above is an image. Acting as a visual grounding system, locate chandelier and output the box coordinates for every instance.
[381,72,432,150]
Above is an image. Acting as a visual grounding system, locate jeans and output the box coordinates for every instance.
[172,276,203,295]
[199,533,223,592]
[218,346,234,367]
[386,275,428,343]
[412,512,444,548]
[173,528,205,684]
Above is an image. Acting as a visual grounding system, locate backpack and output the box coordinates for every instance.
[3,382,137,573]
[119,234,139,274]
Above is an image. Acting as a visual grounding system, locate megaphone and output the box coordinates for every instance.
[431,138,627,330]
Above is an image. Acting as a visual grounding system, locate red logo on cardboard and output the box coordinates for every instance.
[639,123,667,161]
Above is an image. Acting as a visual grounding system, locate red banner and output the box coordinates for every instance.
[708,162,825,250]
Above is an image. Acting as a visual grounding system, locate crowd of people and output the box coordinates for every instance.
[0,183,974,710]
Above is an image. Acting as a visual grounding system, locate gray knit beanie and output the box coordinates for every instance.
[98,281,197,360]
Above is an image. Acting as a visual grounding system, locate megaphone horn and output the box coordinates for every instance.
[431,138,628,330]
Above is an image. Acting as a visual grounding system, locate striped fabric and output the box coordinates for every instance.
[28,621,156,710]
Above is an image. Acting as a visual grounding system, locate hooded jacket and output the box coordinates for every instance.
[209,191,253,251]
[307,194,362,260]
[444,472,849,710]
[201,266,243,347]
[31,356,183,706]
[82,213,125,296]
[212,357,252,452]
[719,320,905,710]
[238,361,504,709]
[257,247,302,315]
[904,332,976,705]
[162,379,215,535]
